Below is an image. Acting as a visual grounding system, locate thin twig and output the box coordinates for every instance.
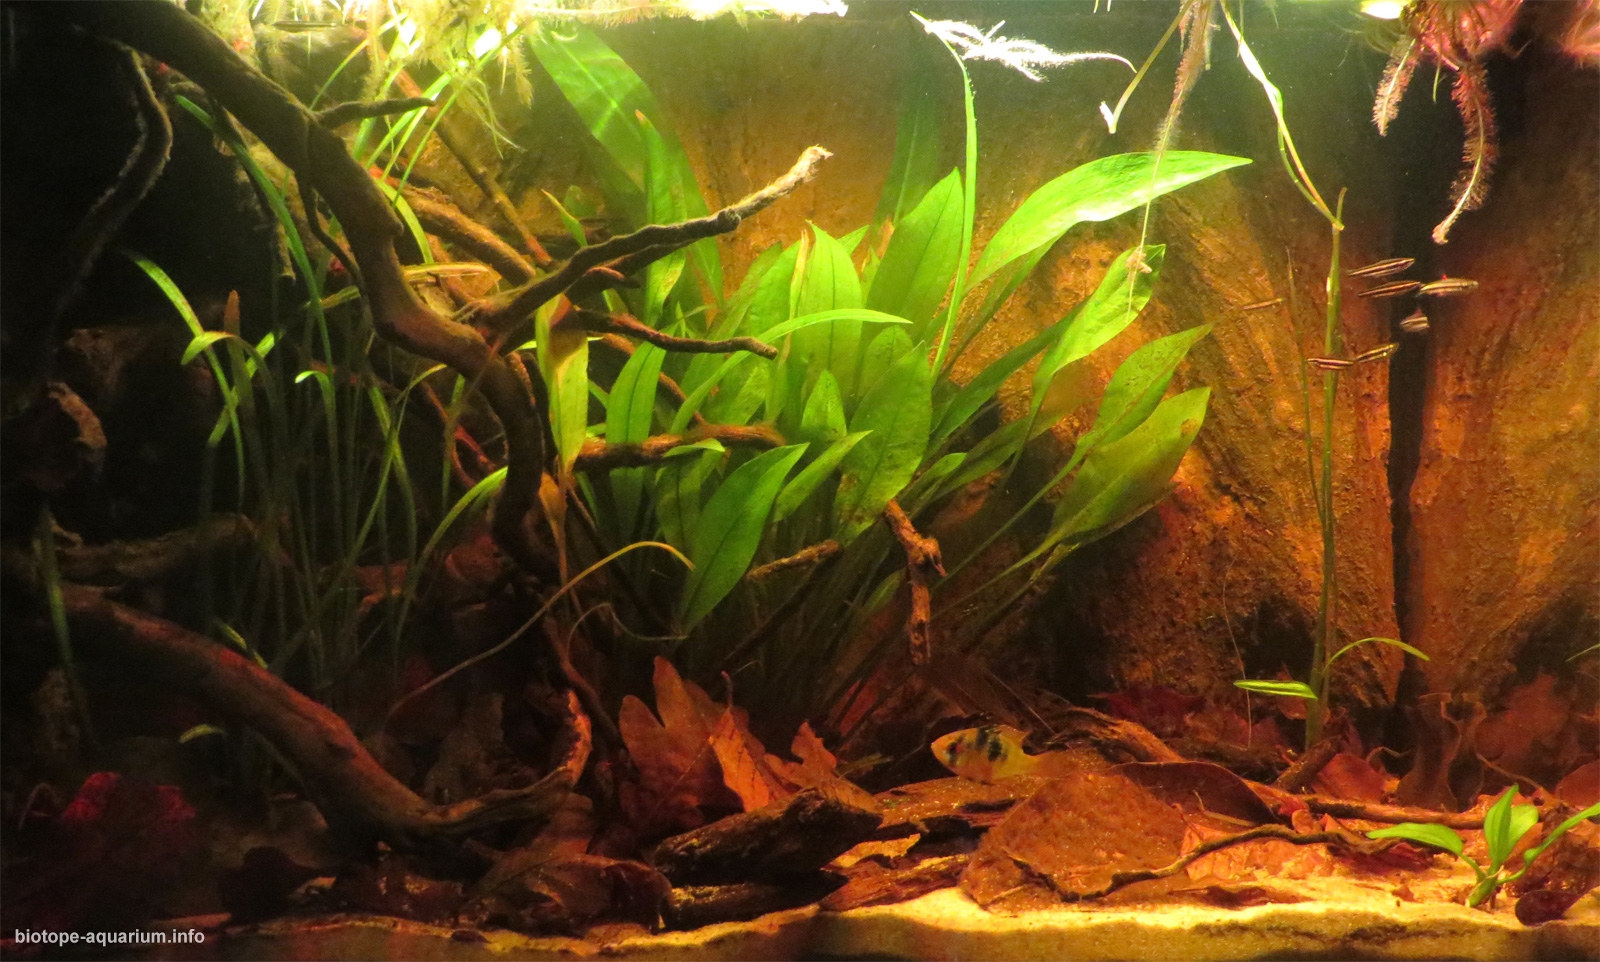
[477,146,831,335]
[316,96,436,129]
[574,309,778,359]
[575,424,786,472]
[883,500,945,667]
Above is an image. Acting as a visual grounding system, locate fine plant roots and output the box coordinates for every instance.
[58,582,583,854]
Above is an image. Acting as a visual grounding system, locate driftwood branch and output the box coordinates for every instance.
[1272,734,1341,792]
[404,187,537,285]
[477,145,831,337]
[575,424,786,472]
[1074,826,1352,900]
[573,309,778,359]
[51,0,553,581]
[59,584,575,852]
[1303,796,1485,829]
[746,541,841,582]
[315,96,436,129]
[53,514,259,585]
[393,72,551,267]
[54,44,172,318]
[883,500,944,667]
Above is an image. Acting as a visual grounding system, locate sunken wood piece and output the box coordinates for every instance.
[1046,706,1186,764]
[58,583,577,854]
[649,780,882,886]
[392,72,551,268]
[573,309,778,359]
[474,145,831,338]
[883,499,944,667]
[404,187,537,285]
[662,876,842,930]
[50,0,552,581]
[55,45,172,319]
[1273,733,1342,793]
[820,855,969,912]
[1304,795,1484,830]
[51,514,258,585]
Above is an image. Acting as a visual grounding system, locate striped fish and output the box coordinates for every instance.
[1348,256,1416,279]
[1418,277,1478,297]
[1359,280,1423,299]
[1399,310,1430,333]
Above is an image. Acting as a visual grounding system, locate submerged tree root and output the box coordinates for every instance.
[58,583,583,855]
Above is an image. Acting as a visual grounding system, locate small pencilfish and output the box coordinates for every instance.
[1399,310,1430,333]
[1307,356,1355,371]
[1358,279,1423,299]
[1354,342,1400,363]
[1347,256,1416,279]
[1418,277,1479,297]
[931,725,1041,782]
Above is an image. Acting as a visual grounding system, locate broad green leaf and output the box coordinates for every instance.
[639,114,687,327]
[932,322,1058,448]
[868,169,963,338]
[856,326,916,403]
[801,370,847,443]
[605,343,665,536]
[875,45,944,226]
[1047,386,1210,552]
[1522,803,1600,868]
[773,431,868,523]
[704,362,768,426]
[655,449,718,551]
[793,224,865,396]
[1017,246,1161,453]
[839,224,869,256]
[937,419,1028,495]
[681,444,808,627]
[745,242,801,338]
[528,27,720,296]
[1234,679,1318,700]
[970,152,1249,287]
[836,346,934,544]
[1367,822,1465,857]
[1083,323,1212,450]
[1484,789,1538,871]
[900,452,966,514]
[535,300,591,477]
[543,189,591,247]
[710,242,784,339]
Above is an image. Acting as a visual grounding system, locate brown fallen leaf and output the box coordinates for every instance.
[619,659,740,836]
[1478,672,1595,786]
[1556,760,1600,809]
[766,721,840,791]
[1312,752,1389,803]
[960,771,1188,912]
[709,708,789,811]
[1108,761,1280,826]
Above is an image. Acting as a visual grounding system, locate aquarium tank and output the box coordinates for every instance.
[1,0,1596,958]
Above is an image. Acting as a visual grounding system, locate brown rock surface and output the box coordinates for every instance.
[1405,56,1600,701]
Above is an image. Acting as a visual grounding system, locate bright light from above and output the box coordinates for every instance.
[1359,1,1409,20]
[678,0,846,18]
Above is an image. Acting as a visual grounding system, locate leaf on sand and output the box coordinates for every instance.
[1311,753,1389,803]
[766,721,841,791]
[1107,761,1280,827]
[961,771,1188,911]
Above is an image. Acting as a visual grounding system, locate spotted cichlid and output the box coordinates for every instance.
[931,725,1043,782]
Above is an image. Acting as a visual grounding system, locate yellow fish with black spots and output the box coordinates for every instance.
[931,725,1042,783]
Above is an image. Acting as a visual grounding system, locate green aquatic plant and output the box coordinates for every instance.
[1217,5,1425,748]
[531,19,1245,717]
[1368,790,1600,908]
